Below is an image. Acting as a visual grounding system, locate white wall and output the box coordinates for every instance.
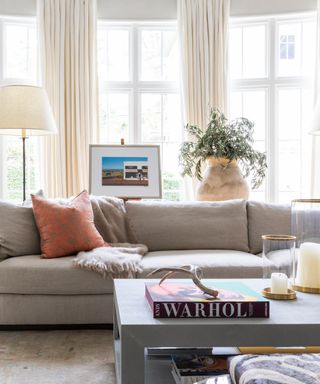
[0,0,36,17]
[0,0,317,19]
[97,0,317,19]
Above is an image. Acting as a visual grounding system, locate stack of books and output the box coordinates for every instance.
[171,353,233,384]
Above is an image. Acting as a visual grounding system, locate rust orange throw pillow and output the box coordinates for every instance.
[31,191,106,258]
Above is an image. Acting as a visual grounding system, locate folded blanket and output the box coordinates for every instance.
[90,196,137,243]
[74,243,148,278]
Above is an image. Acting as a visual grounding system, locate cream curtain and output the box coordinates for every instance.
[38,0,99,197]
[178,0,230,198]
[311,0,320,197]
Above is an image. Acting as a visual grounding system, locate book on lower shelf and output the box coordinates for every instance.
[171,354,232,384]
[145,280,269,319]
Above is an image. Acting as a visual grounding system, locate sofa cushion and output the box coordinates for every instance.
[247,201,291,254]
[126,200,249,252]
[138,250,263,278]
[0,201,40,260]
[0,255,113,295]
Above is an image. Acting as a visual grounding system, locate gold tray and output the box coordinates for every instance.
[292,285,320,294]
[262,287,296,300]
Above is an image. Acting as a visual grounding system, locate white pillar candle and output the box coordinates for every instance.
[296,242,320,288]
[271,273,288,294]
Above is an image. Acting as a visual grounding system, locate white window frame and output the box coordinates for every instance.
[98,21,184,200]
[0,15,40,200]
[98,21,180,145]
[230,13,316,203]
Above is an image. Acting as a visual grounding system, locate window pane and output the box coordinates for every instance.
[242,90,266,142]
[3,137,40,201]
[163,94,182,142]
[229,27,242,79]
[230,89,266,142]
[278,88,300,140]
[302,21,316,77]
[98,29,130,81]
[162,143,183,201]
[242,25,266,78]
[279,141,300,193]
[163,30,179,81]
[100,92,130,143]
[141,30,162,81]
[277,23,301,77]
[141,93,162,142]
[140,29,178,81]
[4,23,37,81]
[229,91,243,118]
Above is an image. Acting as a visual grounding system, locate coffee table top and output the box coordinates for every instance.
[114,278,320,327]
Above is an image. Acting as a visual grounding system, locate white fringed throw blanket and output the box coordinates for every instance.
[75,243,148,278]
[73,196,148,278]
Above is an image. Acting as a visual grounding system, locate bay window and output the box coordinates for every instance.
[229,14,316,203]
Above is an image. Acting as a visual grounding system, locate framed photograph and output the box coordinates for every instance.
[89,145,162,198]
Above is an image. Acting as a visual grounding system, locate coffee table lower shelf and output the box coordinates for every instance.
[114,339,175,384]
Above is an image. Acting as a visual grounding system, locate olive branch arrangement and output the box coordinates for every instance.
[179,108,267,189]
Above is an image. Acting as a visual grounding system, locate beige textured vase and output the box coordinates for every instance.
[196,157,250,201]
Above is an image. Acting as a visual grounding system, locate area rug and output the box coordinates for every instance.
[0,330,115,384]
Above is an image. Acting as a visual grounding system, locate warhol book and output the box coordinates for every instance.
[145,281,269,319]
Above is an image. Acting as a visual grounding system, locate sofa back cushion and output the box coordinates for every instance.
[0,201,41,259]
[126,199,249,252]
[247,201,291,254]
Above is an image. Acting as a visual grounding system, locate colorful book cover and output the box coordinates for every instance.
[171,354,231,383]
[145,281,269,318]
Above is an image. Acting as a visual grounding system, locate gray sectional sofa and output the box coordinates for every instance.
[0,199,290,325]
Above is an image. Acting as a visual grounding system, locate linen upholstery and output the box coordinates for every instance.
[138,250,263,278]
[247,201,291,254]
[0,201,40,260]
[0,294,113,324]
[126,199,249,252]
[0,255,113,295]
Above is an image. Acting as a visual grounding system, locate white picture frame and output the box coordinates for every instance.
[89,145,162,198]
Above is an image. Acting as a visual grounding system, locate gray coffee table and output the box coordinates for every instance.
[113,278,320,384]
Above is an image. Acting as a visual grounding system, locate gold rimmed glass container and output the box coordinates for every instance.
[262,235,296,280]
[262,235,296,300]
[291,199,320,293]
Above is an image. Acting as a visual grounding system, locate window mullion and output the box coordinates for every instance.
[132,25,139,144]
[268,18,277,203]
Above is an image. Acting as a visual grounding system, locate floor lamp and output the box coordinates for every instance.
[0,85,57,201]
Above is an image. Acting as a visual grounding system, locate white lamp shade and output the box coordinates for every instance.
[309,98,320,135]
[0,85,57,136]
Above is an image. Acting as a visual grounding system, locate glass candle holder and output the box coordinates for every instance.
[262,235,296,283]
[291,199,320,292]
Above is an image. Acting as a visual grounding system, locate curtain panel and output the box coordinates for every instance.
[178,0,230,198]
[311,0,320,197]
[38,0,99,197]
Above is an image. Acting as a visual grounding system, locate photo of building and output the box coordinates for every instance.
[102,156,149,186]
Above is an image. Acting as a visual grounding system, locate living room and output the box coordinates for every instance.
[0,0,320,383]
